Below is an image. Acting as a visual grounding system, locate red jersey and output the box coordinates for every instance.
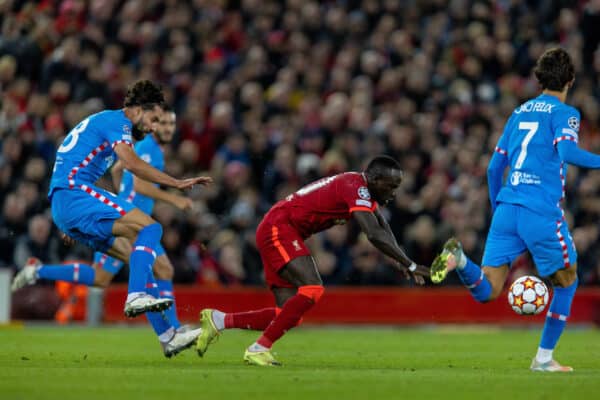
[269,172,378,238]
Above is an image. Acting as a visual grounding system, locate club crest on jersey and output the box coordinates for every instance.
[292,240,302,251]
[358,186,371,200]
[568,116,579,131]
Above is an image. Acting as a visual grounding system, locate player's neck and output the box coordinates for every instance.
[542,89,568,103]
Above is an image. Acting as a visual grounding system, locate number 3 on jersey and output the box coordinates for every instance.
[57,118,90,153]
[515,121,539,169]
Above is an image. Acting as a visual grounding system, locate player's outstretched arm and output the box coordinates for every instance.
[114,142,212,190]
[353,210,428,284]
[133,176,193,211]
[557,140,600,169]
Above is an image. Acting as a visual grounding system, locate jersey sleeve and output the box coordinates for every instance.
[339,176,377,213]
[494,113,513,157]
[135,140,155,167]
[104,119,134,149]
[552,106,580,146]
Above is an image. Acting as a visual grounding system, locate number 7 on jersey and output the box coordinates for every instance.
[515,122,539,169]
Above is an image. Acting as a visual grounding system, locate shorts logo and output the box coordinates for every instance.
[358,186,371,200]
[568,116,579,131]
[292,240,302,251]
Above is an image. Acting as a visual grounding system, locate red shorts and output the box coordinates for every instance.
[256,209,311,288]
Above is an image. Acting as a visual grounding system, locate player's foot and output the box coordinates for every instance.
[11,258,41,292]
[243,349,282,367]
[123,294,173,318]
[430,237,463,284]
[176,324,195,334]
[196,309,220,357]
[530,358,573,372]
[162,327,202,358]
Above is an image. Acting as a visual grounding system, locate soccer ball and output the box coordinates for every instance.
[508,275,549,315]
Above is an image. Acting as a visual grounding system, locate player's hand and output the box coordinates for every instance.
[176,176,213,190]
[61,233,76,247]
[174,196,193,211]
[398,263,429,285]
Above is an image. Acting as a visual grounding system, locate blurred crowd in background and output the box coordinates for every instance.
[1,0,600,288]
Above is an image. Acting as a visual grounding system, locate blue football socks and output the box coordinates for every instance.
[157,279,180,329]
[456,257,493,303]
[145,274,172,336]
[537,278,578,362]
[128,223,162,295]
[37,263,95,285]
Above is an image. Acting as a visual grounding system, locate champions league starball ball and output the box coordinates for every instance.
[508,275,549,315]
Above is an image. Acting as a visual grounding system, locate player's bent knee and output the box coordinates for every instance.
[554,268,578,288]
[297,285,325,304]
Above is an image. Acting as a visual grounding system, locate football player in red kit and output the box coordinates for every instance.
[196,155,429,366]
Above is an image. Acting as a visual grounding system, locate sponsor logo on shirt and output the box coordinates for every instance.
[358,186,371,200]
[510,171,541,186]
[123,125,131,134]
[141,154,152,163]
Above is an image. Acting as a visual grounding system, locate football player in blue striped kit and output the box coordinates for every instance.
[12,81,211,356]
[431,48,596,372]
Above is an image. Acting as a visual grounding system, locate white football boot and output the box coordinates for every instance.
[530,358,573,372]
[11,258,41,292]
[162,327,202,358]
[123,294,173,318]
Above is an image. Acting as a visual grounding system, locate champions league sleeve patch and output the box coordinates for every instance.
[358,186,371,200]
[568,116,579,131]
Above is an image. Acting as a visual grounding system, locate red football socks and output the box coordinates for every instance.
[224,308,277,330]
[257,293,315,348]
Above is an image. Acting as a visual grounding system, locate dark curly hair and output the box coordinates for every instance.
[123,80,165,109]
[534,48,575,91]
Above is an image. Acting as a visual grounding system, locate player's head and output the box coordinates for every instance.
[123,80,165,140]
[364,155,403,205]
[155,104,176,145]
[534,48,575,92]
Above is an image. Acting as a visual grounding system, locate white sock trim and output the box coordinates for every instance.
[456,252,467,269]
[248,342,269,352]
[159,327,176,343]
[211,310,225,331]
[536,347,553,364]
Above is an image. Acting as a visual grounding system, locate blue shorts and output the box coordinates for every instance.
[93,244,165,275]
[482,203,577,277]
[51,185,136,252]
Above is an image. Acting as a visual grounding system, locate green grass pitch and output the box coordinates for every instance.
[1,325,599,400]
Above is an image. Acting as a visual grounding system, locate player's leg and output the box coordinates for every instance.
[431,203,524,302]
[111,208,172,317]
[524,214,577,372]
[242,255,323,366]
[11,258,96,291]
[152,249,182,329]
[106,234,200,357]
